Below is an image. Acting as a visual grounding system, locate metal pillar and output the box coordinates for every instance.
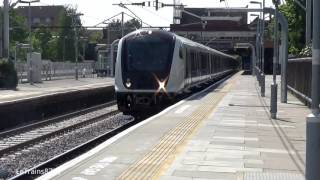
[74,26,78,80]
[310,1,320,115]
[70,13,83,80]
[0,7,3,58]
[27,2,33,85]
[306,0,312,45]
[306,1,320,178]
[252,45,256,76]
[260,0,265,97]
[280,12,288,103]
[270,2,279,119]
[3,0,9,60]
[252,14,261,83]
[257,18,261,73]
[121,12,124,37]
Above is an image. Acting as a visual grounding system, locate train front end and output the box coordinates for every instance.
[115,30,176,114]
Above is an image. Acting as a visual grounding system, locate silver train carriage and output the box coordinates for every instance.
[115,29,239,114]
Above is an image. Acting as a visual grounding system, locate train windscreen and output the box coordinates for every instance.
[123,31,175,72]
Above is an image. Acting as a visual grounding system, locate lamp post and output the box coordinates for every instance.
[270,0,279,119]
[306,0,320,179]
[3,0,9,60]
[250,0,265,97]
[69,12,83,80]
[305,0,311,44]
[250,14,260,76]
[18,0,40,85]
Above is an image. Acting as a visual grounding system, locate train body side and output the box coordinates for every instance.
[115,29,239,114]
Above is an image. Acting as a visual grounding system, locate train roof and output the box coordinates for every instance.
[124,29,237,60]
[173,33,237,60]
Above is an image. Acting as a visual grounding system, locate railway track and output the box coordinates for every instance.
[9,117,136,180]
[2,73,235,180]
[0,101,137,180]
[0,101,118,157]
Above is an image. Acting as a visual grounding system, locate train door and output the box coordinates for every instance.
[197,52,201,78]
[207,53,210,76]
[209,54,212,75]
[206,53,210,78]
[185,48,191,87]
[213,55,218,74]
[190,50,195,84]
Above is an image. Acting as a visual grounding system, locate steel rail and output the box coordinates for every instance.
[9,118,136,180]
[0,102,117,157]
[0,101,116,138]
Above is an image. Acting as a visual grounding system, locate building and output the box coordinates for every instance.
[170,7,275,73]
[16,5,65,27]
[170,8,256,51]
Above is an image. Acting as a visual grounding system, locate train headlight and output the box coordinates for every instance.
[126,79,132,88]
[158,80,166,91]
[153,74,168,93]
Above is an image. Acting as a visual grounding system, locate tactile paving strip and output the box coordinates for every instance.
[117,72,241,180]
[244,172,305,180]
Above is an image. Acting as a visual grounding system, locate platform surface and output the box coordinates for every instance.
[38,72,308,180]
[0,77,114,104]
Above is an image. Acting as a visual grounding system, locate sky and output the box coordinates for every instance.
[2,0,275,27]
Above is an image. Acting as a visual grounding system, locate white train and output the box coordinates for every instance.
[115,29,239,114]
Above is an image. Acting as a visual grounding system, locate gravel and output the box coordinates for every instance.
[0,113,133,179]
[0,106,118,147]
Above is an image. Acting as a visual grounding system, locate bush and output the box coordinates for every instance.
[299,44,312,57]
[0,60,18,89]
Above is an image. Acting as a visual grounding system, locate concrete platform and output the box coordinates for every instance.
[0,77,114,131]
[37,72,308,180]
[0,77,114,104]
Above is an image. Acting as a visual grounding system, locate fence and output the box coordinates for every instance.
[15,61,96,83]
[287,58,312,105]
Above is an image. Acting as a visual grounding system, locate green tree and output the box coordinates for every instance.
[106,18,142,42]
[33,26,57,59]
[56,6,83,62]
[124,18,142,31]
[88,30,103,43]
[9,8,28,60]
[279,0,306,55]
[9,9,28,44]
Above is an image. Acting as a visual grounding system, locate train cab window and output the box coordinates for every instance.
[123,32,175,72]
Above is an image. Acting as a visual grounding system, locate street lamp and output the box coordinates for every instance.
[250,0,265,97]
[18,0,40,85]
[306,0,320,179]
[270,0,280,120]
[68,12,83,80]
[250,14,260,73]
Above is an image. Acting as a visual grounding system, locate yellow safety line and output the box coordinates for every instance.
[117,72,242,180]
